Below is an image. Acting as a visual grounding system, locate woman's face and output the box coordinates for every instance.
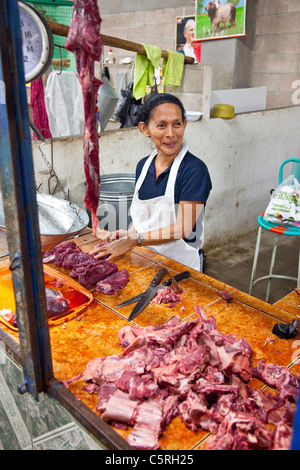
[139,103,187,160]
[184,22,196,45]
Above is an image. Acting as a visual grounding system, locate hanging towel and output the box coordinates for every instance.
[133,44,162,100]
[162,50,184,88]
[45,71,84,137]
[30,78,51,139]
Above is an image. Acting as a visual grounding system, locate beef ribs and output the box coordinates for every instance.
[101,389,140,426]
[126,398,163,450]
[65,0,102,235]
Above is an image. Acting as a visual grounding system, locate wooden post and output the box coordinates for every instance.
[47,20,195,65]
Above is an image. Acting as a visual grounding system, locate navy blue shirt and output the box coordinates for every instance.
[136,150,212,204]
[135,150,212,248]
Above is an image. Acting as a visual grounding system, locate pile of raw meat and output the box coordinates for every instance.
[81,305,299,450]
[43,241,129,295]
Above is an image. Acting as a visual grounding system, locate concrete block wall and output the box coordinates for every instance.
[32,105,300,250]
[98,0,300,111]
[250,0,300,109]
[99,5,195,64]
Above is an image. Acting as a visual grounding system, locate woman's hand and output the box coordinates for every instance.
[89,229,136,261]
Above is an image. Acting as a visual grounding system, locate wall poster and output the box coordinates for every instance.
[176,15,202,64]
[195,0,247,41]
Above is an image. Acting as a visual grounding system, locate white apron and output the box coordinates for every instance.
[130,144,201,271]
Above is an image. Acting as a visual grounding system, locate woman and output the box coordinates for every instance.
[90,93,211,271]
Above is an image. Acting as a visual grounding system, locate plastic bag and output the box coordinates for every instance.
[112,82,142,128]
[45,71,84,137]
[263,175,300,227]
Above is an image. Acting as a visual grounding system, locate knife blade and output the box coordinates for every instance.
[127,270,190,322]
[115,270,190,309]
[126,268,167,320]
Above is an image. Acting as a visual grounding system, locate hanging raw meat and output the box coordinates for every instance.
[65,0,102,235]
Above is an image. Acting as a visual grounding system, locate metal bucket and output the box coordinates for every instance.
[96,174,135,231]
[0,192,89,251]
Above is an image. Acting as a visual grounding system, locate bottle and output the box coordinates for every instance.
[107,48,115,64]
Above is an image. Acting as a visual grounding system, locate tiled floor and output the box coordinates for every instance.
[204,228,300,305]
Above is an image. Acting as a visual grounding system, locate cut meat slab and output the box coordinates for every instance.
[96,269,129,295]
[43,241,130,293]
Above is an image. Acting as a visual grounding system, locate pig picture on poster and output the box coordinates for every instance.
[195,0,247,41]
[176,16,202,64]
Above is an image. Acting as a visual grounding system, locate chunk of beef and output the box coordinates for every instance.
[96,269,129,295]
[204,411,273,450]
[151,287,182,305]
[178,390,217,433]
[95,383,117,412]
[118,316,182,349]
[272,422,293,450]
[252,360,300,402]
[70,260,118,288]
[45,288,69,318]
[42,240,78,263]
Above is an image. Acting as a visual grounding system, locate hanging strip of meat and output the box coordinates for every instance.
[65,0,102,235]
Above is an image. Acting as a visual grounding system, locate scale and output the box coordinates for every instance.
[18,0,54,83]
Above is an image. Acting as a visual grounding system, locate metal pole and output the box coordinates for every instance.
[0,0,53,400]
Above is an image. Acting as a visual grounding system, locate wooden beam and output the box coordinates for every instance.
[47,20,195,64]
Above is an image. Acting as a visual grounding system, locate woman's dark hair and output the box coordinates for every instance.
[138,93,186,125]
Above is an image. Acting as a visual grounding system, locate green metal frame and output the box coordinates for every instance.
[24,0,73,6]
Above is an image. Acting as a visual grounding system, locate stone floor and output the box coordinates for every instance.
[204,228,300,305]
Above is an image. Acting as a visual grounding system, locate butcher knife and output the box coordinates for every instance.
[127,270,191,322]
[115,270,190,309]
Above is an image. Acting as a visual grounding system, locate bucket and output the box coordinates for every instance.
[96,174,136,231]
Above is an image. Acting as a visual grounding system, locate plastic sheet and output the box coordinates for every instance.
[45,70,84,137]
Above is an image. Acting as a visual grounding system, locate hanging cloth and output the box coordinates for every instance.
[133,44,162,100]
[45,70,84,138]
[30,78,51,139]
[162,50,184,88]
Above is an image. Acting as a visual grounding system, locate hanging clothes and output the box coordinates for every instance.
[162,50,185,88]
[45,70,84,138]
[133,44,162,100]
[30,77,51,139]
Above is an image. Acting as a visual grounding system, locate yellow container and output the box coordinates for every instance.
[212,104,236,119]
